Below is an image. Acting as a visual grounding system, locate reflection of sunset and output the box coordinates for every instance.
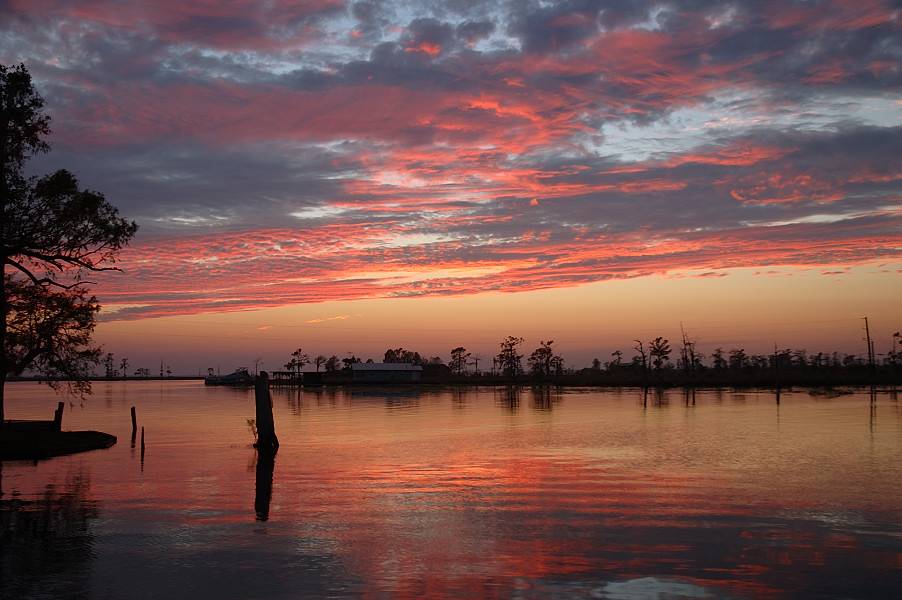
[4,384,901,598]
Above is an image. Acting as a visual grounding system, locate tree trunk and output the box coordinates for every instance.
[0,371,5,427]
[0,254,6,428]
[254,372,279,452]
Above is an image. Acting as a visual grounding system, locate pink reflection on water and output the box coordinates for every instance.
[2,382,902,598]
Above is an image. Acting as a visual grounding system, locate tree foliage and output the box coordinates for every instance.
[527,340,563,377]
[496,336,524,377]
[4,276,100,396]
[284,347,310,375]
[383,347,424,365]
[1,63,136,422]
[648,337,672,370]
[449,346,470,375]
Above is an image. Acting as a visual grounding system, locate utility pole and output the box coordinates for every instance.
[774,342,781,404]
[863,317,875,370]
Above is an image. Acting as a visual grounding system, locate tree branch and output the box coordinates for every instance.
[5,257,96,288]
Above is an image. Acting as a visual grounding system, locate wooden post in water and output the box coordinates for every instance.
[254,372,279,452]
[131,406,137,447]
[53,402,65,432]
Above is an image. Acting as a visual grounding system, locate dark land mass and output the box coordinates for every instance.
[0,429,116,460]
[8,376,204,382]
[296,363,901,389]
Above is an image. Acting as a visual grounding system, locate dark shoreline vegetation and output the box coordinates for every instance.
[9,368,902,389]
[235,335,902,388]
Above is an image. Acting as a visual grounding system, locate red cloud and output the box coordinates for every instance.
[95,216,902,320]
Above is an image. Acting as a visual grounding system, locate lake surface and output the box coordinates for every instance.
[2,382,901,599]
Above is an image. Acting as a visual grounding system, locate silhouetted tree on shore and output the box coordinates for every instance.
[384,347,424,364]
[284,347,309,377]
[496,336,524,377]
[729,348,748,369]
[103,353,115,379]
[632,340,648,373]
[341,355,361,369]
[528,340,563,378]
[1,64,137,424]
[449,346,470,375]
[649,337,671,370]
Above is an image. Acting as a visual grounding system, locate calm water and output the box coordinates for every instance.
[2,382,901,599]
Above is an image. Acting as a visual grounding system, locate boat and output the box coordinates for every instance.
[204,367,254,386]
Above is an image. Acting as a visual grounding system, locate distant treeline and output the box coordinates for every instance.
[274,334,901,387]
[51,332,900,387]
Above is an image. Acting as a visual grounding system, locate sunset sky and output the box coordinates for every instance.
[3,0,900,372]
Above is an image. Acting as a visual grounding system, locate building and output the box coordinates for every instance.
[350,362,423,383]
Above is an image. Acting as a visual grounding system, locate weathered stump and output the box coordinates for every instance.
[130,406,138,447]
[53,402,65,432]
[254,372,279,452]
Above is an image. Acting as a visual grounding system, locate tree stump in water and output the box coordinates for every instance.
[53,402,64,432]
[254,372,279,452]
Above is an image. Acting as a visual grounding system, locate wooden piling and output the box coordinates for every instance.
[53,402,65,432]
[130,406,137,433]
[254,372,279,452]
[140,426,145,457]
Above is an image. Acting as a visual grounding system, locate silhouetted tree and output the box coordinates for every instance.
[341,355,361,369]
[728,348,748,369]
[7,278,101,384]
[324,355,339,372]
[649,337,671,370]
[632,340,648,372]
[528,340,562,377]
[449,346,470,375]
[383,347,423,364]
[119,357,129,379]
[712,348,727,370]
[891,332,901,366]
[314,355,326,372]
[496,336,524,377]
[284,347,309,376]
[609,350,623,369]
[1,64,137,423]
[103,352,115,379]
[679,325,699,372]
[591,358,601,370]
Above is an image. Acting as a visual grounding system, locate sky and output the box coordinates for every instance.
[2,0,900,372]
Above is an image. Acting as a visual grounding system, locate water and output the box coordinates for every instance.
[2,382,901,599]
